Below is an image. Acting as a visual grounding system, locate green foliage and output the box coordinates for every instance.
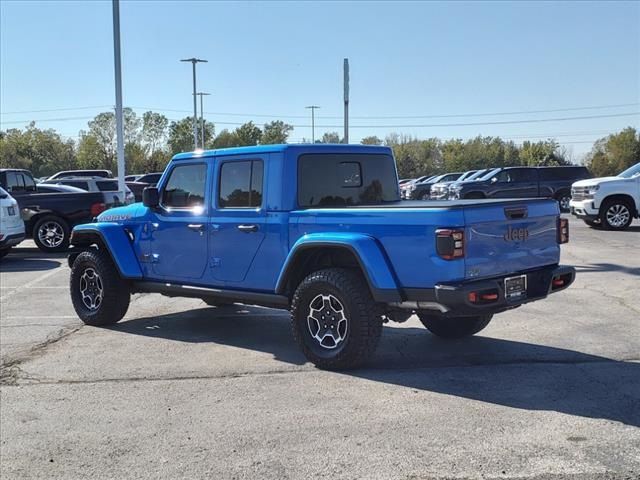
[234,121,262,146]
[586,127,640,177]
[361,136,382,145]
[261,120,293,145]
[0,123,75,177]
[319,132,341,144]
[212,129,240,149]
[142,111,169,155]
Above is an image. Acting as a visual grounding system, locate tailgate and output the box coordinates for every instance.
[463,199,560,280]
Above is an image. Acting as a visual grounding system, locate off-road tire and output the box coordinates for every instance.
[70,249,130,326]
[291,268,383,370]
[418,314,493,339]
[599,198,634,230]
[33,215,70,252]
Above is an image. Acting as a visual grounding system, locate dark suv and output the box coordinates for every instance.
[450,166,591,210]
[409,172,463,200]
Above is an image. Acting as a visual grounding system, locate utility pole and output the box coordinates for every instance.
[112,0,125,199]
[196,92,210,149]
[305,105,320,143]
[343,58,349,144]
[180,58,207,149]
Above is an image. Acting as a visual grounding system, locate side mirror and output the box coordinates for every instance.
[143,187,160,208]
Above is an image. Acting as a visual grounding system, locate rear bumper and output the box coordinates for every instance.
[0,232,26,249]
[403,264,575,316]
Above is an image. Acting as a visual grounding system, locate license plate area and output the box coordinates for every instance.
[8,206,15,216]
[504,274,527,301]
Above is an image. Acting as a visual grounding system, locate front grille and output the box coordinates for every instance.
[571,187,588,201]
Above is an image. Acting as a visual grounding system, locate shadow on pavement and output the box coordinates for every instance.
[574,262,640,276]
[109,307,640,428]
[0,256,62,272]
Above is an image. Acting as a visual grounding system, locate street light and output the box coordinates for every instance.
[180,58,207,149]
[305,105,320,143]
[196,92,211,149]
[112,0,126,199]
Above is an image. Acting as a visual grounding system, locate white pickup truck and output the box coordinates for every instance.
[570,162,640,230]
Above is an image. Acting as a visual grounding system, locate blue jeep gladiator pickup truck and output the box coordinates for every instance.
[68,144,575,369]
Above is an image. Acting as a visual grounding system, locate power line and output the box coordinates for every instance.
[4,101,637,120]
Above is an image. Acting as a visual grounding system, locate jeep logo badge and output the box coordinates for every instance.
[504,226,529,242]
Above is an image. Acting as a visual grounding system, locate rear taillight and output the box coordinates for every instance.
[91,202,107,217]
[436,228,465,260]
[557,217,569,244]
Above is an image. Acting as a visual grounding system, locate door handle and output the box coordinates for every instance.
[237,224,258,233]
[188,224,205,232]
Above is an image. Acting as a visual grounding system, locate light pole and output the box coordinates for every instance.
[196,92,210,149]
[180,58,207,149]
[112,0,126,198]
[306,105,320,143]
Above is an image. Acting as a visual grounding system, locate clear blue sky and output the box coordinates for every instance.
[1,0,639,158]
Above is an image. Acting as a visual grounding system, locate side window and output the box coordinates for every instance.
[218,160,263,208]
[162,163,207,209]
[96,181,119,191]
[62,181,89,190]
[494,170,511,183]
[509,168,537,182]
[20,173,36,191]
[6,172,24,192]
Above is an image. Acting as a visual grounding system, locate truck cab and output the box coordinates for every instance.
[68,144,575,370]
[570,162,640,230]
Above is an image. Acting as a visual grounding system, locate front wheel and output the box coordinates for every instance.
[70,250,130,326]
[291,268,383,370]
[418,313,493,339]
[600,199,633,230]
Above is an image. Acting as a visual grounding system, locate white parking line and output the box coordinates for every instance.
[0,267,67,302]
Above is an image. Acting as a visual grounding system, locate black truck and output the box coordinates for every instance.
[0,169,116,252]
[450,166,591,210]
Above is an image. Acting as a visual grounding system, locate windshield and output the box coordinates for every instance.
[618,163,640,179]
[464,169,489,181]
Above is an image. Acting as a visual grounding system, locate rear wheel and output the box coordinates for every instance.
[600,199,633,230]
[418,313,493,339]
[556,192,571,212]
[291,268,383,370]
[33,215,70,252]
[70,250,130,326]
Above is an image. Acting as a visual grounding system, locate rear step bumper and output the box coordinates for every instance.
[403,264,575,316]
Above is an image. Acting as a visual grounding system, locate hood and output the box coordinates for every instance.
[572,176,621,188]
[97,203,144,223]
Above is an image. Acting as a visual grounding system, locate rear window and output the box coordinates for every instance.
[298,154,399,207]
[96,180,119,191]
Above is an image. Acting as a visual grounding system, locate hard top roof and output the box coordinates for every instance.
[172,143,392,161]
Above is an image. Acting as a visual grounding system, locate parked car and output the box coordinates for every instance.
[0,187,26,259]
[450,166,591,210]
[35,183,88,194]
[48,169,113,180]
[67,144,574,370]
[0,169,117,252]
[410,172,463,200]
[430,169,482,200]
[42,177,135,205]
[570,162,640,230]
[400,175,434,199]
[126,172,163,202]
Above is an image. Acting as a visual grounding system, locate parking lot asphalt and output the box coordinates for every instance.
[1,216,639,479]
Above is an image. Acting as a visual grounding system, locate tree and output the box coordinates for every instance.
[586,127,639,177]
[0,123,76,177]
[520,140,567,166]
[212,129,240,149]
[142,111,169,155]
[361,136,382,145]
[168,117,196,155]
[261,120,293,144]
[234,121,262,146]
[319,132,341,144]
